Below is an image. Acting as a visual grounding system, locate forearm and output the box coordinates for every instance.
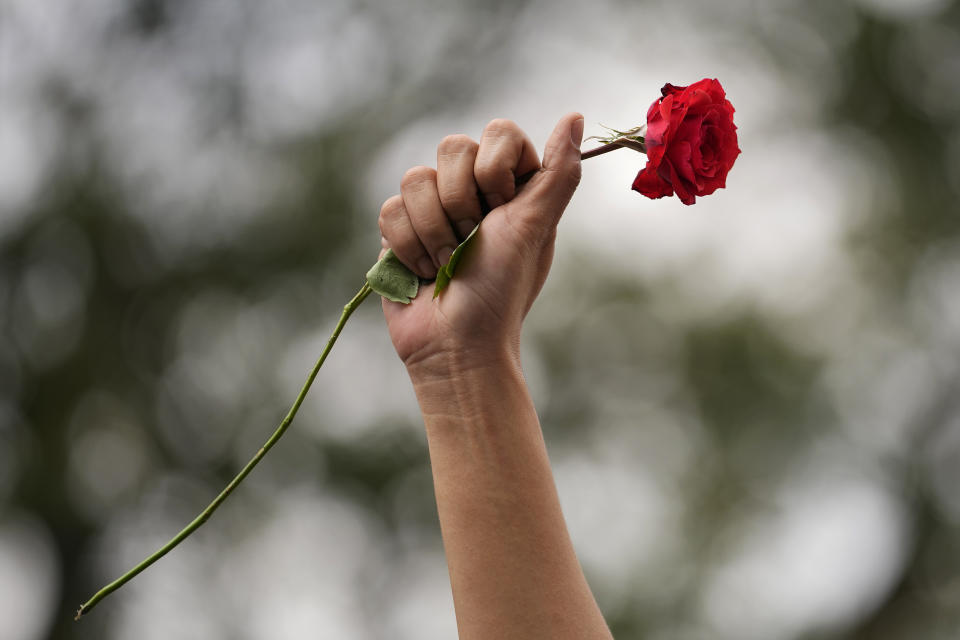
[408,347,612,640]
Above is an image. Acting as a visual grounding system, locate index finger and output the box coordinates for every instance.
[473,119,540,211]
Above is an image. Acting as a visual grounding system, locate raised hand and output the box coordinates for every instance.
[378,112,584,377]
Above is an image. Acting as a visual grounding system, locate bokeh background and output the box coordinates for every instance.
[2,0,960,638]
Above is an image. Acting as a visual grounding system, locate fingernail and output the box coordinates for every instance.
[438,245,455,267]
[571,116,584,146]
[417,257,436,278]
[456,219,477,238]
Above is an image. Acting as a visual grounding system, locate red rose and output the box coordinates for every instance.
[632,78,741,205]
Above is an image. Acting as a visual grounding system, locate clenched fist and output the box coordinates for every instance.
[378,112,584,379]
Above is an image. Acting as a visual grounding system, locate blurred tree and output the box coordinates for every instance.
[1,0,959,638]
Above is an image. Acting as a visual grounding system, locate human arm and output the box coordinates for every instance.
[378,113,612,639]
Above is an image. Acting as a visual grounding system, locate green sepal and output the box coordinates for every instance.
[366,249,419,304]
[585,123,646,145]
[433,223,479,298]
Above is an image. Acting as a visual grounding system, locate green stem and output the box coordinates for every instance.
[76,132,645,621]
[75,282,374,620]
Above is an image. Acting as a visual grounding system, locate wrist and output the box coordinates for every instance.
[405,339,523,412]
[404,332,519,381]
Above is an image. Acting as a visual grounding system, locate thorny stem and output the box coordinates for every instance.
[75,283,374,620]
[581,138,646,160]
[74,135,644,621]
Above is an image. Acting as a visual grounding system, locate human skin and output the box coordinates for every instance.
[378,112,613,639]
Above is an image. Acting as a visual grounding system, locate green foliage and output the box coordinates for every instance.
[433,223,479,298]
[584,124,646,152]
[366,249,419,304]
[365,222,478,303]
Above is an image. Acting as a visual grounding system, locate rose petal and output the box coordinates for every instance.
[666,159,695,205]
[632,164,674,200]
[636,78,739,205]
[667,140,696,187]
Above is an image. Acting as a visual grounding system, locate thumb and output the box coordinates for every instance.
[513,112,584,227]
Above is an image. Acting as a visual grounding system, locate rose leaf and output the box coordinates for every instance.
[366,249,419,304]
[433,223,479,298]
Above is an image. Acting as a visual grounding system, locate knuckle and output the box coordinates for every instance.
[401,165,436,189]
[473,158,503,184]
[379,195,403,222]
[567,164,582,191]
[483,118,519,138]
[439,186,475,211]
[541,165,581,199]
[378,213,392,238]
[441,196,480,220]
[438,134,477,155]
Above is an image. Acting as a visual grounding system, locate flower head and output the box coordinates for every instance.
[632,78,740,205]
